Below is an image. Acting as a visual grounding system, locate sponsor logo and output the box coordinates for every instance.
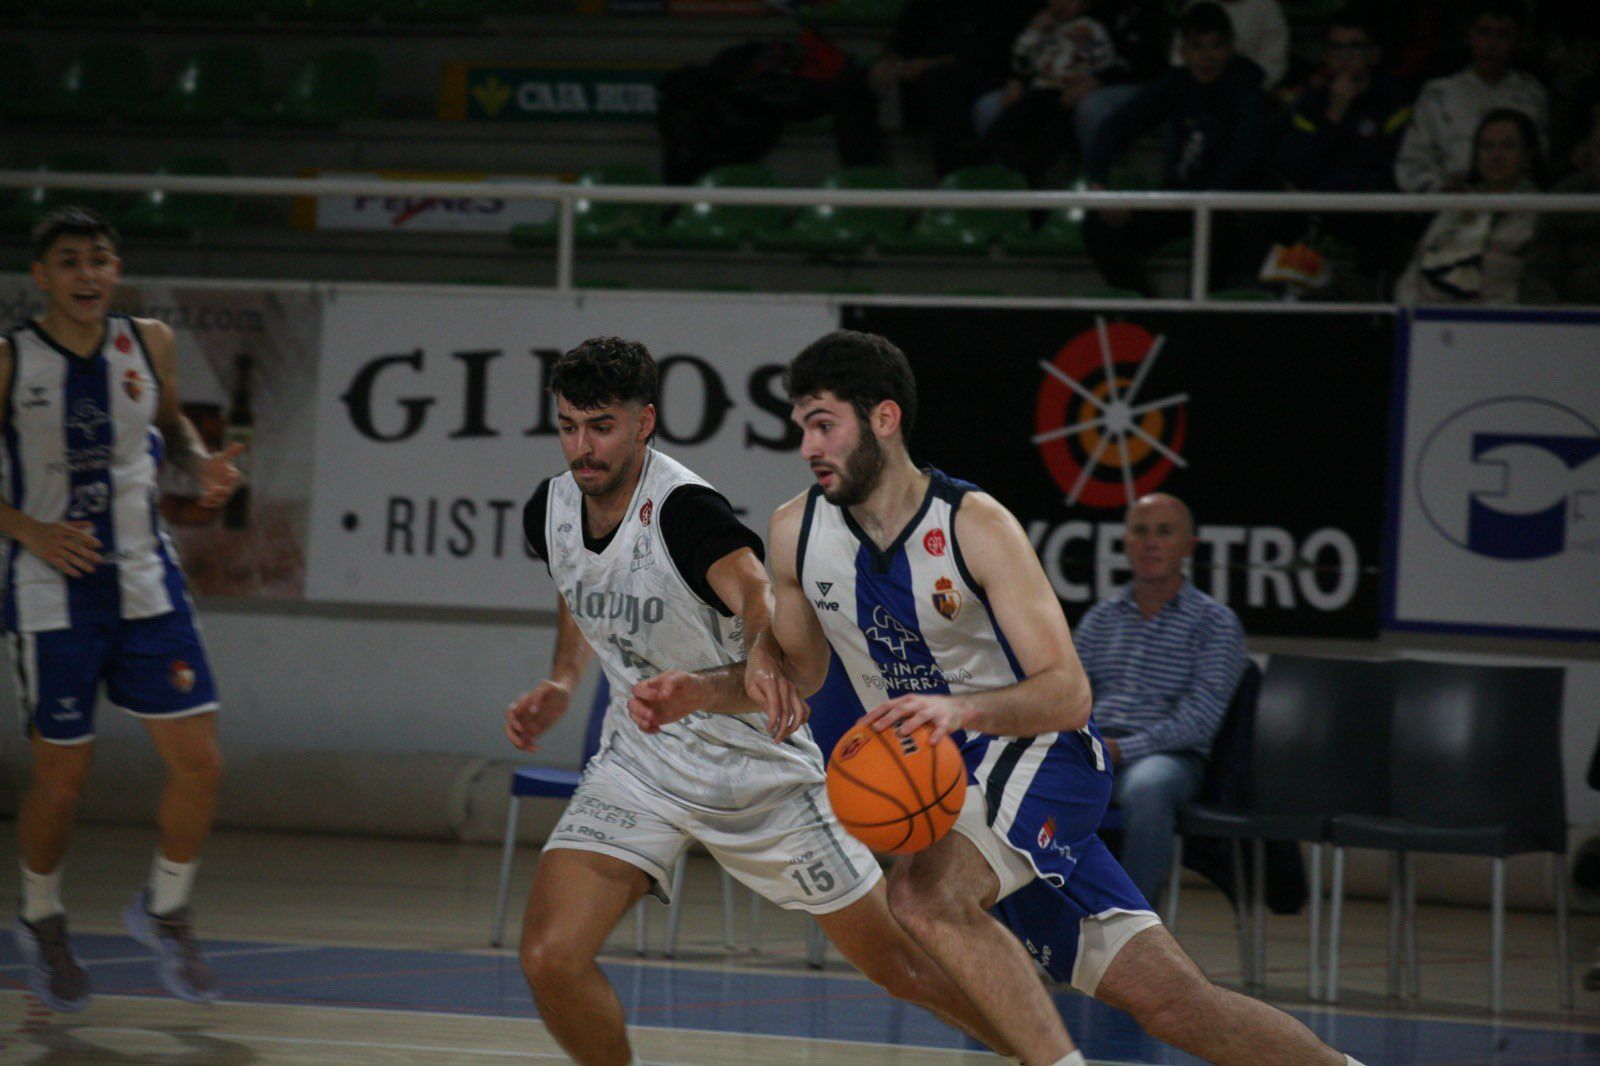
[813,580,840,611]
[932,576,961,621]
[20,386,48,409]
[113,333,131,353]
[1415,397,1600,561]
[557,523,573,534]
[1034,316,1187,509]
[51,696,82,722]
[837,733,868,761]
[67,398,109,443]
[122,368,145,402]
[861,666,973,692]
[563,578,666,636]
[816,581,833,595]
[923,528,946,556]
[169,660,196,694]
[639,498,653,526]
[866,605,921,657]
[785,851,817,866]
[1038,816,1056,849]
[568,794,639,829]
[630,533,655,572]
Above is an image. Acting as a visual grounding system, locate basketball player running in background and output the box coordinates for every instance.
[505,336,1011,1065]
[4,207,244,1011]
[742,331,1361,1066]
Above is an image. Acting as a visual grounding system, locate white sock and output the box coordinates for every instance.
[148,852,199,915]
[1346,1058,1367,1066]
[1051,1054,1087,1066]
[20,862,63,923]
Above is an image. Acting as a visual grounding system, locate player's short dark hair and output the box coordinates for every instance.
[785,330,918,439]
[31,205,120,263]
[1469,0,1524,28]
[550,336,659,410]
[1179,1,1234,41]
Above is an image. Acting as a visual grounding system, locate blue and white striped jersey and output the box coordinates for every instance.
[3,315,188,633]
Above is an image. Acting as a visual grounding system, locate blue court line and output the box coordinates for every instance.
[1,933,1597,1065]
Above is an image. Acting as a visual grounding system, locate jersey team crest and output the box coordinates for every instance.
[932,576,961,621]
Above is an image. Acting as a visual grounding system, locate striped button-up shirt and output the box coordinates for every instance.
[1073,581,1248,763]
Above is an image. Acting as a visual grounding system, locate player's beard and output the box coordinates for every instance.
[823,426,887,507]
[571,451,635,499]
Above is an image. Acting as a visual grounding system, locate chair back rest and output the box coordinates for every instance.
[1250,654,1394,817]
[1390,660,1566,845]
[1198,659,1261,806]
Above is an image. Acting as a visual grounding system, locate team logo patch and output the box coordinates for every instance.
[837,733,868,761]
[639,498,653,526]
[169,660,196,694]
[932,576,962,621]
[122,369,144,402]
[630,533,655,572]
[114,333,132,353]
[816,581,833,595]
[1038,815,1056,850]
[923,528,946,556]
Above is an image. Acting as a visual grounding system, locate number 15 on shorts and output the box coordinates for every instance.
[789,860,834,897]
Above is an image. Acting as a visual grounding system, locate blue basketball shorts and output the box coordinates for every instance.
[9,608,219,745]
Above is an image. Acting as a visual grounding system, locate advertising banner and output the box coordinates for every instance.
[843,305,1395,637]
[1388,309,1600,640]
[292,171,561,233]
[0,276,322,600]
[306,290,837,609]
[439,65,663,122]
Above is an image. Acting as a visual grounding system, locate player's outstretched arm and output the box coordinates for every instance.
[0,339,102,576]
[628,544,809,741]
[867,492,1092,742]
[138,318,245,508]
[506,595,593,753]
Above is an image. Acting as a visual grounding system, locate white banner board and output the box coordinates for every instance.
[1388,309,1600,639]
[306,289,837,608]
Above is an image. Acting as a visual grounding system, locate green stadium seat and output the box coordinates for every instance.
[877,165,1028,256]
[1002,208,1086,257]
[753,166,910,255]
[118,157,238,238]
[1211,287,1275,301]
[260,0,378,20]
[242,49,381,125]
[47,0,142,14]
[6,43,152,122]
[0,41,38,105]
[509,165,659,250]
[379,0,490,21]
[125,46,265,124]
[0,153,118,234]
[150,0,260,17]
[633,164,783,251]
[796,0,906,28]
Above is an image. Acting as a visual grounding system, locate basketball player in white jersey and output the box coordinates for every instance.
[505,337,1010,1065]
[3,208,244,1011]
[635,331,1364,1065]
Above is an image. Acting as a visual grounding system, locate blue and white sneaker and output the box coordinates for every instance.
[13,913,91,1012]
[123,891,217,1005]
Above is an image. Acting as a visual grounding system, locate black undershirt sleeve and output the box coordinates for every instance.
[522,477,553,574]
[658,486,765,617]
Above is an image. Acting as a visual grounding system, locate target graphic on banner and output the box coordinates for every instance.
[1032,318,1188,509]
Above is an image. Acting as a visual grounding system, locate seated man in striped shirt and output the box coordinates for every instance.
[1074,492,1248,905]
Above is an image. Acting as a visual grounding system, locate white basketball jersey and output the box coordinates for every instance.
[3,316,186,633]
[544,448,824,811]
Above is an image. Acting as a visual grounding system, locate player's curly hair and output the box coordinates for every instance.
[785,330,917,439]
[31,205,120,263]
[550,336,660,410]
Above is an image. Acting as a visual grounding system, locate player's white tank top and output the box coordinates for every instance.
[3,316,186,633]
[544,448,824,812]
[797,469,1098,779]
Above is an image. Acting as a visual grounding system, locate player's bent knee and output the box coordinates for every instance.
[519,934,589,993]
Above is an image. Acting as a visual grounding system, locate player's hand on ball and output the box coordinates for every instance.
[745,634,810,742]
[628,671,704,733]
[504,680,571,752]
[866,694,975,745]
[23,519,102,577]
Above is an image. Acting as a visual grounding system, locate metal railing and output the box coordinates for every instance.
[4,169,1597,300]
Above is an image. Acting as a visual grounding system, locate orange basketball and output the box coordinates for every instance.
[826,720,967,855]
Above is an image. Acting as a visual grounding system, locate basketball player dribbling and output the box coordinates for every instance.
[506,336,1012,1065]
[741,331,1363,1066]
[5,207,243,1011]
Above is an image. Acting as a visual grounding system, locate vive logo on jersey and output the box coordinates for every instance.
[564,578,666,636]
[1416,397,1600,561]
[866,605,921,657]
[20,386,48,410]
[67,398,109,443]
[813,580,840,612]
[51,696,81,722]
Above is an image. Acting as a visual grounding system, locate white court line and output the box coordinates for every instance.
[0,942,315,973]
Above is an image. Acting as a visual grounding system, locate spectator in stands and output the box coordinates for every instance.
[868,0,1037,176]
[1274,15,1413,282]
[1522,100,1600,305]
[1072,493,1248,908]
[1082,1,1266,295]
[1397,108,1542,304]
[985,0,1118,186]
[1168,0,1288,91]
[1394,0,1548,193]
